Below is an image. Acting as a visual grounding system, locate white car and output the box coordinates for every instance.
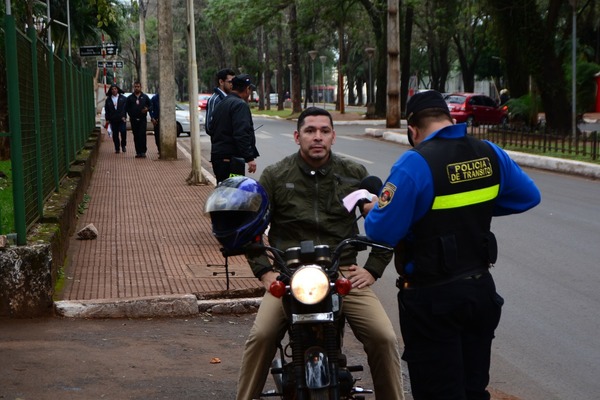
[174,103,205,137]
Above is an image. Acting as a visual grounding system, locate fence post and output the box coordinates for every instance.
[60,51,71,168]
[4,14,26,245]
[68,59,77,159]
[49,50,60,191]
[28,28,44,218]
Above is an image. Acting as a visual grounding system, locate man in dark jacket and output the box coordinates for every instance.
[208,74,259,183]
[125,81,152,158]
[104,84,128,153]
[205,68,235,136]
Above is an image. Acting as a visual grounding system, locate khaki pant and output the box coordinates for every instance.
[236,286,404,400]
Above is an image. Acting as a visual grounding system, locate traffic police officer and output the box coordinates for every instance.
[364,90,541,400]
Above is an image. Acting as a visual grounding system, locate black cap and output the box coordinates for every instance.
[232,74,256,91]
[406,90,449,122]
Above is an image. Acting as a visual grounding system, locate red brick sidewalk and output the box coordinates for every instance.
[59,133,261,302]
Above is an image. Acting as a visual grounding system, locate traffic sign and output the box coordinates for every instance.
[80,46,101,56]
[97,61,124,69]
[79,43,118,57]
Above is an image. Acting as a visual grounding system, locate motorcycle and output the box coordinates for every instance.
[241,235,393,400]
[205,175,388,399]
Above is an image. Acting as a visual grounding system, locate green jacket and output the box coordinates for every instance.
[248,151,392,279]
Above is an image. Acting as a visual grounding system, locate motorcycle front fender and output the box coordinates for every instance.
[304,348,330,389]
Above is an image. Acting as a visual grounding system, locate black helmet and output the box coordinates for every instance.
[204,176,271,251]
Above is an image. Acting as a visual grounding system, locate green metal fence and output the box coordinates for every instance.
[1,14,95,245]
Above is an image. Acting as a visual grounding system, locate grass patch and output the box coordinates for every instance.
[77,193,91,217]
[0,160,14,234]
[53,265,66,300]
[251,108,299,119]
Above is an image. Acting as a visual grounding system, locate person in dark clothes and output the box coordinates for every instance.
[125,81,152,158]
[104,84,128,154]
[364,90,541,400]
[208,74,259,183]
[150,91,160,157]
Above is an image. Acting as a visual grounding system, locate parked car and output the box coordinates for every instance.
[198,93,211,110]
[444,92,508,127]
[174,103,205,136]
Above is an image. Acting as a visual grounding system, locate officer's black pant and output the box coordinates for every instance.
[211,157,245,184]
[398,272,503,400]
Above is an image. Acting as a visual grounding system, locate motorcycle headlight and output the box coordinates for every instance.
[290,265,330,305]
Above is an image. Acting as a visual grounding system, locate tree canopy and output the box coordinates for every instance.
[5,0,600,129]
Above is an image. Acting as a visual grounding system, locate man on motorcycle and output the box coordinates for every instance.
[235,107,404,400]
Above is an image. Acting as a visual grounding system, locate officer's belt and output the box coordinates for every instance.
[397,269,489,290]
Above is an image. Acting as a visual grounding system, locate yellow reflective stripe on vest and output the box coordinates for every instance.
[432,184,500,210]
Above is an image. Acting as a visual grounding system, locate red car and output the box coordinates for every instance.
[444,93,508,126]
[198,93,211,110]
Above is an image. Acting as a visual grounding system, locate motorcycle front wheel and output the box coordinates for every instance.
[308,388,330,400]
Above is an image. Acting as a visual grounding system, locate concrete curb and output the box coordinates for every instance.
[54,296,263,318]
[366,128,600,180]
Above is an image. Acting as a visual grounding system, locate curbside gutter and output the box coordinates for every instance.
[54,296,262,318]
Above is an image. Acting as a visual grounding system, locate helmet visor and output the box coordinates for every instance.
[204,186,263,214]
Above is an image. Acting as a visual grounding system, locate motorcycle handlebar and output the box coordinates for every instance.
[224,236,393,278]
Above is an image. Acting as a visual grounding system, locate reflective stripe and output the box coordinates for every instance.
[432,184,499,210]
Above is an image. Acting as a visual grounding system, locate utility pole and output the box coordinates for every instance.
[569,0,578,141]
[185,0,206,184]
[387,0,401,128]
[139,0,149,90]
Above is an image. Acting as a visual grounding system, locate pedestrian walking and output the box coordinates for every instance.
[126,81,152,158]
[150,91,160,157]
[104,84,127,153]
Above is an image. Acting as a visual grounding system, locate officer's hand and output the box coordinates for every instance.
[247,160,257,174]
[261,271,279,292]
[346,265,375,289]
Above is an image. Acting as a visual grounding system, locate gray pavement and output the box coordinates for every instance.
[54,113,600,318]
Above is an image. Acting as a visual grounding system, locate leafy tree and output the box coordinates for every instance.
[487,0,571,131]
[452,1,492,93]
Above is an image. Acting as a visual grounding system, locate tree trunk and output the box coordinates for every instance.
[158,0,177,161]
[289,2,303,114]
[400,3,414,115]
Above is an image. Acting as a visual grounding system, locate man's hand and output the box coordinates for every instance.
[247,160,257,174]
[346,265,375,289]
[360,195,378,216]
[260,271,279,292]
